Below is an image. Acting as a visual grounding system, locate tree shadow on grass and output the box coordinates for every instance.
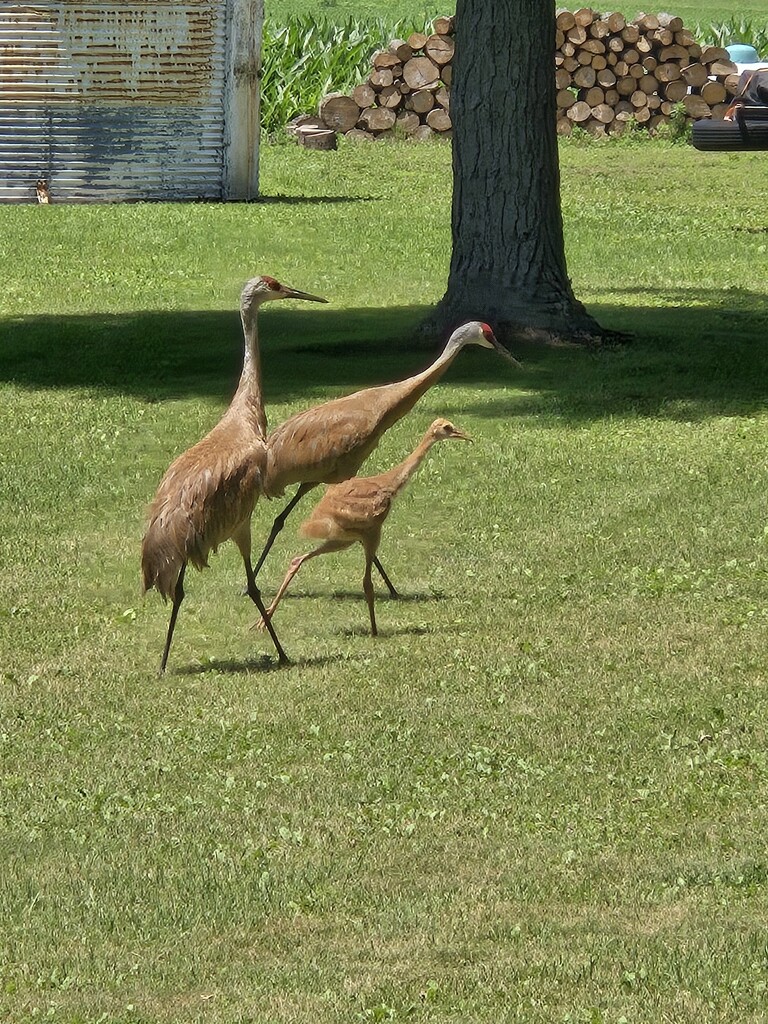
[446,288,768,423]
[2,286,767,422]
[0,304,436,405]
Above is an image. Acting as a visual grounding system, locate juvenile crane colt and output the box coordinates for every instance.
[256,418,472,637]
[141,275,327,673]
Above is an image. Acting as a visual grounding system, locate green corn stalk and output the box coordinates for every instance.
[693,17,768,55]
[260,15,419,135]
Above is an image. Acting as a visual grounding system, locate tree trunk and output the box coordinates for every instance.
[423,0,606,345]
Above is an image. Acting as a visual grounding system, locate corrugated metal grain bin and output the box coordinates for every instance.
[0,0,262,202]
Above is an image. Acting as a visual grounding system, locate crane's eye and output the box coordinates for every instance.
[262,276,281,291]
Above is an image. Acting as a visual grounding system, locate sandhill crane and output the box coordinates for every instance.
[256,418,472,636]
[141,275,327,673]
[257,321,519,582]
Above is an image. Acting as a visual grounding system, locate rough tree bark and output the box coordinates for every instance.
[423,0,607,345]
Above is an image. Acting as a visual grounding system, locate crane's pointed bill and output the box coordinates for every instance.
[491,337,523,368]
[283,286,328,303]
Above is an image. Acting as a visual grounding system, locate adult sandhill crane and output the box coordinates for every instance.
[257,321,519,582]
[141,275,327,673]
[256,418,472,636]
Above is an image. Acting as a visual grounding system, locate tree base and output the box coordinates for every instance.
[493,320,632,350]
[417,293,630,350]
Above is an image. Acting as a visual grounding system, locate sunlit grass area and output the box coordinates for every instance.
[1,138,768,1023]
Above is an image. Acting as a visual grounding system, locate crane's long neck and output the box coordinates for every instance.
[383,336,466,423]
[384,432,441,498]
[234,309,267,438]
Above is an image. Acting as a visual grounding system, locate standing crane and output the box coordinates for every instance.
[141,275,327,674]
[257,321,520,583]
[256,418,472,636]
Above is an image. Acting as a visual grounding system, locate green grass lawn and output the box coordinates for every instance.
[1,138,768,1023]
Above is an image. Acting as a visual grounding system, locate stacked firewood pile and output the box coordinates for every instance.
[555,9,737,136]
[302,10,740,144]
[308,15,456,143]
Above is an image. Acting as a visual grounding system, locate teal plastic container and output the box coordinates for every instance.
[726,43,760,62]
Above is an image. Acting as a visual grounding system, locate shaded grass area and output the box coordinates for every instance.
[2,294,768,417]
[2,140,768,1023]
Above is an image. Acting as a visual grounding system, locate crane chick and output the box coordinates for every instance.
[256,418,472,637]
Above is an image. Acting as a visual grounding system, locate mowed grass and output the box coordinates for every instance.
[1,138,768,1024]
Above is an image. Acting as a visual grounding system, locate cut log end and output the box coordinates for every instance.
[296,127,337,151]
[318,92,360,133]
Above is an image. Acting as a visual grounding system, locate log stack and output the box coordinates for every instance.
[554,9,738,137]
[311,11,739,143]
[316,15,456,142]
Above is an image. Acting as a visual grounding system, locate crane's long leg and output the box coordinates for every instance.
[372,555,398,598]
[233,519,290,664]
[256,540,351,630]
[243,556,289,664]
[362,552,378,637]
[254,482,317,576]
[160,563,187,675]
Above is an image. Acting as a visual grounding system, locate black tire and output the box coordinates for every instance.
[692,116,768,151]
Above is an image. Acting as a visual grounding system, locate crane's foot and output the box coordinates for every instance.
[252,604,277,632]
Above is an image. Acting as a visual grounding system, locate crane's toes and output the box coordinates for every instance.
[252,616,269,632]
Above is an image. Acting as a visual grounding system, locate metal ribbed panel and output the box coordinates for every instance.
[0,2,228,202]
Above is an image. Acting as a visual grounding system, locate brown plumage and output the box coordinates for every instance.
[256,418,472,636]
[140,275,327,673]
[256,321,519,582]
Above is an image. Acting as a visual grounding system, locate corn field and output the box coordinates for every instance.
[701,16,768,54]
[259,14,768,136]
[260,16,413,136]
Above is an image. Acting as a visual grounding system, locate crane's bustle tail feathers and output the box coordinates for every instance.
[141,522,188,601]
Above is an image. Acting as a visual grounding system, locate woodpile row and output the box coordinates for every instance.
[554,9,738,137]
[311,14,457,144]
[304,10,741,144]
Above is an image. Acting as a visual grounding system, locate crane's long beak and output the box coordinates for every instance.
[491,335,523,369]
[451,429,473,442]
[283,285,328,303]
